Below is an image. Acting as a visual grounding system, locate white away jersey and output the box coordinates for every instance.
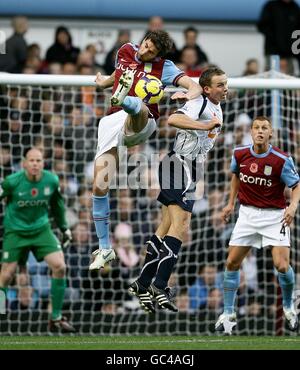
[173,95,223,160]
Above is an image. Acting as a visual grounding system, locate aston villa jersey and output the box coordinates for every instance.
[231,144,299,209]
[108,43,185,119]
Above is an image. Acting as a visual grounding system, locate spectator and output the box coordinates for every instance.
[242,58,260,76]
[233,113,252,146]
[0,16,28,73]
[178,46,203,78]
[85,44,103,71]
[257,0,300,74]
[103,30,131,75]
[188,264,222,311]
[65,222,91,303]
[114,223,139,273]
[142,16,179,62]
[179,26,208,68]
[45,26,80,66]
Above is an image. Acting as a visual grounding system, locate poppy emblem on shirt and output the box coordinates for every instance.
[250,163,258,173]
[31,188,38,197]
[264,165,272,176]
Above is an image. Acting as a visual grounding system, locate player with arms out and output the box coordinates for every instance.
[89,30,201,270]
[215,116,300,334]
[129,67,228,312]
[0,148,75,332]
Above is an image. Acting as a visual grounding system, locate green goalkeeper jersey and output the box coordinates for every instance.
[0,170,68,233]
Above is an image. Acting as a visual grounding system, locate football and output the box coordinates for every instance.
[134,74,164,104]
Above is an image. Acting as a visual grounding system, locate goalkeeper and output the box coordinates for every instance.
[129,67,228,312]
[0,147,75,332]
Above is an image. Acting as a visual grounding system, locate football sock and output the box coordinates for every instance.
[92,194,111,250]
[121,96,142,115]
[223,269,240,314]
[278,265,295,309]
[153,235,182,290]
[137,235,162,288]
[51,278,66,320]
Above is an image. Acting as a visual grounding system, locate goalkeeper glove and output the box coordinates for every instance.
[61,229,72,248]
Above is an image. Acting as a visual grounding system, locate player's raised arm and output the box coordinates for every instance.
[95,71,115,90]
[168,113,220,131]
[171,75,202,101]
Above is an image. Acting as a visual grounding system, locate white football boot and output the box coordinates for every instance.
[215,312,237,335]
[89,249,116,270]
[283,306,299,331]
[111,69,135,106]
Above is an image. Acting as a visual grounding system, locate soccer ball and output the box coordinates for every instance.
[134,74,164,104]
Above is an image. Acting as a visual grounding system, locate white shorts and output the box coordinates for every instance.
[229,205,290,249]
[95,110,156,160]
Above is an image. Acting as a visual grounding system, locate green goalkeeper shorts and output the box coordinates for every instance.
[1,225,62,263]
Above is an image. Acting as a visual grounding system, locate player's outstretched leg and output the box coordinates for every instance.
[111,70,144,120]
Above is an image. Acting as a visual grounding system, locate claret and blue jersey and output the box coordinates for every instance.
[109,43,185,119]
[231,144,300,209]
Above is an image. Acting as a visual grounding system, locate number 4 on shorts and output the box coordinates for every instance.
[280,225,286,236]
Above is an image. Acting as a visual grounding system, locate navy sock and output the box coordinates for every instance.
[138,235,162,288]
[153,235,182,290]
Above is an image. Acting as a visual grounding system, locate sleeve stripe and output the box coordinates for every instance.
[173,72,186,86]
[289,181,299,189]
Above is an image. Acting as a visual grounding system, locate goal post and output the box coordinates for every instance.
[0,72,299,335]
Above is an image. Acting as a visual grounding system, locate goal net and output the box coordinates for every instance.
[0,72,299,336]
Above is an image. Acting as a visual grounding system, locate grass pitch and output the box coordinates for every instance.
[0,335,299,350]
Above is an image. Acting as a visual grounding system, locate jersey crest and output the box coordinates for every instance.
[44,187,51,196]
[264,165,272,176]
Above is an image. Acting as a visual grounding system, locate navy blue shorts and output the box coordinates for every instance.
[157,151,202,213]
